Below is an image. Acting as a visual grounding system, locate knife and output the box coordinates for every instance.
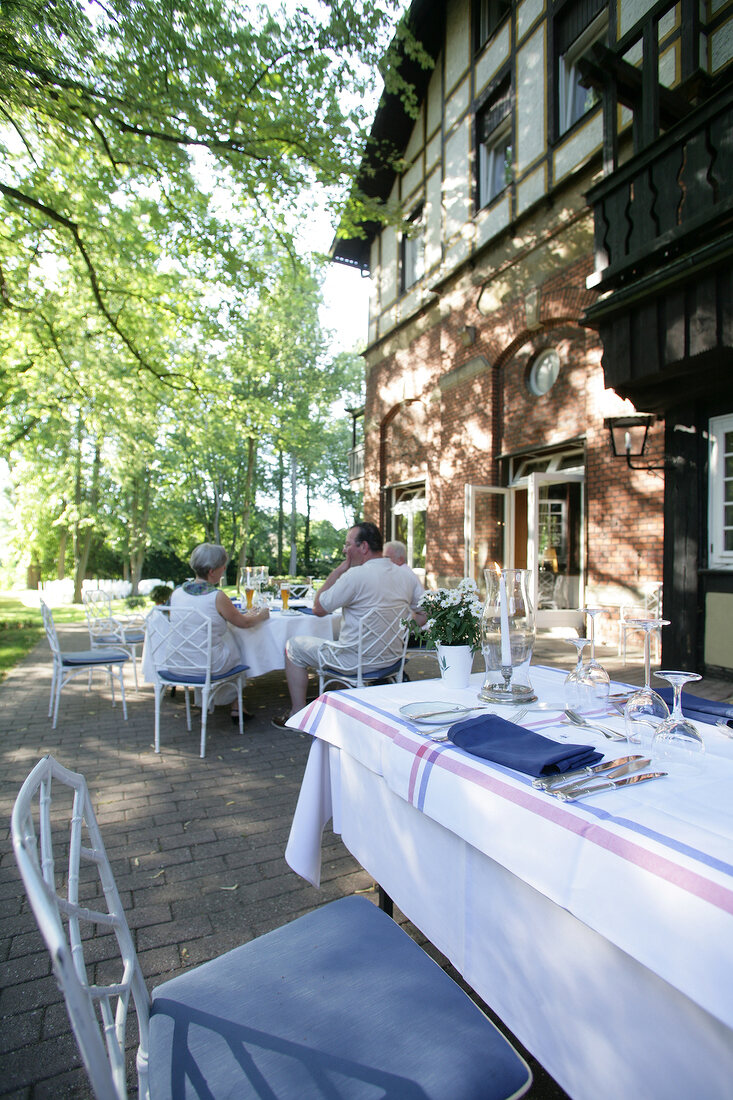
[554,771,667,802]
[532,755,644,790]
[547,758,651,796]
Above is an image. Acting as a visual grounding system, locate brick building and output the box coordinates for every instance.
[336,0,733,671]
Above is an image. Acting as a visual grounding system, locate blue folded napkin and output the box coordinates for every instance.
[656,689,733,727]
[293,606,314,615]
[449,714,604,778]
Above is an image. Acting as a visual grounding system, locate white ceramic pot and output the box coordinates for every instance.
[436,643,473,689]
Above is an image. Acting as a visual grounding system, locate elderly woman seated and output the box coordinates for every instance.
[170,543,268,722]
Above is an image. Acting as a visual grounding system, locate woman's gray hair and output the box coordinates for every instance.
[189,543,228,578]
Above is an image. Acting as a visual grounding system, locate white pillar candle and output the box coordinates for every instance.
[499,571,512,667]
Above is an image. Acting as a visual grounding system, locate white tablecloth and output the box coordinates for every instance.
[142,608,335,681]
[285,666,733,1100]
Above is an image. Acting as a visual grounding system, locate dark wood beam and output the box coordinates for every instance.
[578,43,692,131]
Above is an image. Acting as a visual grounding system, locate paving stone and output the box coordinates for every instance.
[3,627,705,1098]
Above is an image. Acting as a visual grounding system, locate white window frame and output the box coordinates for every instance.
[708,413,733,568]
[558,11,607,135]
[478,117,512,208]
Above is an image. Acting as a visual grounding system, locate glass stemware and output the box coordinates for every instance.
[624,618,670,751]
[574,608,610,713]
[564,637,590,709]
[652,671,706,776]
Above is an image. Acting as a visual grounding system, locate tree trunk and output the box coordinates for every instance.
[129,472,151,595]
[304,478,312,574]
[56,522,67,580]
[277,450,285,574]
[73,438,101,603]
[238,436,257,589]
[289,453,298,575]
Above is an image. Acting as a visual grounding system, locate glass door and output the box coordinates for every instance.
[464,485,511,591]
[526,472,584,628]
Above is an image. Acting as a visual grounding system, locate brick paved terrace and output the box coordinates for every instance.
[1,624,730,1098]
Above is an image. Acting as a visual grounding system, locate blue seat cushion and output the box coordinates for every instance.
[323,658,403,682]
[158,663,249,685]
[61,650,128,666]
[122,630,145,643]
[149,895,530,1100]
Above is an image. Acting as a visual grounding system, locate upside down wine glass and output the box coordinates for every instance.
[575,608,610,713]
[652,671,706,777]
[624,619,670,752]
[564,637,590,710]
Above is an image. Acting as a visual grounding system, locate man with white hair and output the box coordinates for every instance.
[272,523,424,727]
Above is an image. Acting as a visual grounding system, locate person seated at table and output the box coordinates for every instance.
[171,543,268,722]
[272,522,425,728]
[383,540,425,591]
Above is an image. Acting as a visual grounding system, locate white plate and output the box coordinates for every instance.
[399,701,471,725]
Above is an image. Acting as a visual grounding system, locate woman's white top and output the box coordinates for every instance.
[169,585,241,675]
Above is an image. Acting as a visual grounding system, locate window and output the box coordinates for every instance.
[391,484,426,569]
[400,205,424,293]
[474,0,511,52]
[476,77,512,209]
[708,414,733,568]
[555,3,607,136]
[527,349,561,396]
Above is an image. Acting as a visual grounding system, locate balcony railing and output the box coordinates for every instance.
[586,83,733,291]
[348,443,365,483]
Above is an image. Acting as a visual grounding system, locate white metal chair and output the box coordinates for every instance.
[618,584,663,662]
[317,607,410,692]
[40,601,129,729]
[147,606,249,758]
[288,583,314,600]
[11,754,532,1100]
[83,590,146,690]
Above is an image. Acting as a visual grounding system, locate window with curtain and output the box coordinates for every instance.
[476,76,513,209]
[555,2,607,136]
[474,0,511,52]
[400,204,425,293]
[708,413,733,568]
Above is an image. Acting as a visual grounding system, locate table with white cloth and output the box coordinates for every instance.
[142,608,335,682]
[284,665,733,1100]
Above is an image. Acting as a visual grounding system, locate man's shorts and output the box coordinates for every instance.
[285,635,327,669]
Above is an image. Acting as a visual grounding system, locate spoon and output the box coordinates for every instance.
[563,708,626,741]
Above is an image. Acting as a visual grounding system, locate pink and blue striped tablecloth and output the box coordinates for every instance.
[286,666,733,1033]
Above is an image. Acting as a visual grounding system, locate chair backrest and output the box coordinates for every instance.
[40,600,62,661]
[83,590,114,621]
[147,606,213,683]
[11,755,151,1100]
[288,584,313,600]
[319,607,409,676]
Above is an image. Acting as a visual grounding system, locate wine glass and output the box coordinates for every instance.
[575,608,610,712]
[564,637,590,710]
[652,671,706,777]
[624,619,670,751]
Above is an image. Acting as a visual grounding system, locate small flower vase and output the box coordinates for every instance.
[436,643,474,689]
[479,567,537,704]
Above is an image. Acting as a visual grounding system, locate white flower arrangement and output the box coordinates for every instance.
[407,578,483,652]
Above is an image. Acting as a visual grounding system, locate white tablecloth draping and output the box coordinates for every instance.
[142,608,335,682]
[285,666,733,1100]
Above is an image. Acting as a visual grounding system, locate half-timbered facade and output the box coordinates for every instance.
[336,0,733,671]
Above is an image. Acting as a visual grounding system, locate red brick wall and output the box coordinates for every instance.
[363,255,664,626]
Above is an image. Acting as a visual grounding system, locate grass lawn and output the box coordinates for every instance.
[0,592,154,681]
[0,584,261,680]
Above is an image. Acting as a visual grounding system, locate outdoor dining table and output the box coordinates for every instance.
[284,665,733,1100]
[141,604,336,682]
